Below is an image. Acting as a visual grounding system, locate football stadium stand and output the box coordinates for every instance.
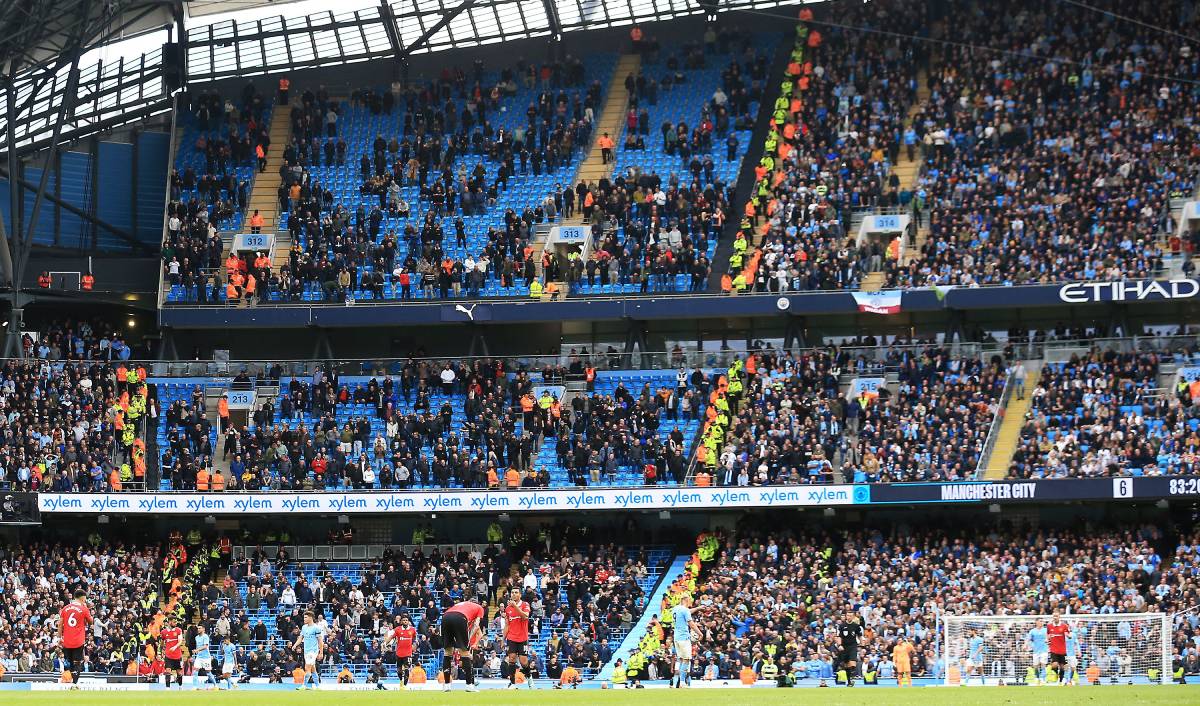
[728,0,1199,294]
[194,541,671,682]
[613,524,1188,685]
[155,364,703,491]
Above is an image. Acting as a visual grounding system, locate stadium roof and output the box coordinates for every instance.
[0,0,809,156]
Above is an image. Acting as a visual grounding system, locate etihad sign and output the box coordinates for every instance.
[1058,279,1200,304]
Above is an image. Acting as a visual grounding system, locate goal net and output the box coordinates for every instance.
[942,613,1171,686]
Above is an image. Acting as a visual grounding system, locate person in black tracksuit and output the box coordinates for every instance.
[838,613,864,687]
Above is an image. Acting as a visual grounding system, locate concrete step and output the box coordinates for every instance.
[982,367,1040,479]
[902,225,929,265]
[860,271,886,292]
[567,53,641,192]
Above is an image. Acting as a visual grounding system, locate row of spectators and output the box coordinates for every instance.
[625,523,1196,684]
[23,318,140,361]
[192,535,655,680]
[162,359,703,491]
[161,86,272,287]
[731,0,1197,294]
[696,345,1006,485]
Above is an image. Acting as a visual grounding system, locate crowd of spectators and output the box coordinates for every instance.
[697,345,1006,485]
[23,318,141,361]
[564,31,769,294]
[727,2,923,293]
[164,357,702,491]
[0,360,155,493]
[731,0,1199,294]
[0,540,166,674]
[634,522,1188,684]
[889,0,1192,288]
[161,86,272,295]
[1007,348,1194,478]
[1164,531,1200,674]
[161,29,778,303]
[213,56,603,304]
[194,530,655,680]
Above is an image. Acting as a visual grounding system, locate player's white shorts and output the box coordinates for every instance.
[674,640,692,660]
[1066,655,1078,670]
[193,657,212,671]
[304,651,319,667]
[967,657,983,670]
[1032,651,1048,666]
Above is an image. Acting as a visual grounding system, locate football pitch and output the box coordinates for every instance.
[2,686,1198,705]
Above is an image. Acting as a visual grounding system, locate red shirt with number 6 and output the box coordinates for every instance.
[60,601,93,649]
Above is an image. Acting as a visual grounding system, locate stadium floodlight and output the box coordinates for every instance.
[942,613,1171,686]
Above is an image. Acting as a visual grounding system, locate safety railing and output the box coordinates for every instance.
[157,92,180,312]
[973,368,1013,479]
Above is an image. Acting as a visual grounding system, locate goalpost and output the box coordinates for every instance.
[942,613,1171,686]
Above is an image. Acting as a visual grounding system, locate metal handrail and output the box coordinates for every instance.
[974,368,1013,479]
[157,92,180,311]
[133,339,1008,379]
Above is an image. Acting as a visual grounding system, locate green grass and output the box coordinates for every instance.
[3,685,1197,706]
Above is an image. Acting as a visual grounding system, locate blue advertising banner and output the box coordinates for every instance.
[35,476,1200,516]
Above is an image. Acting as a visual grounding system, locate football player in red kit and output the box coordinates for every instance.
[385,613,418,689]
[58,589,92,684]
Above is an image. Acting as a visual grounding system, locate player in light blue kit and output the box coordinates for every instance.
[967,630,986,684]
[193,624,217,688]
[293,611,324,690]
[670,595,696,688]
[1063,629,1080,685]
[220,637,238,690]
[1026,620,1049,683]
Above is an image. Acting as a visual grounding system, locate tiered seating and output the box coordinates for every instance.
[1008,350,1179,478]
[630,525,1171,684]
[847,349,1006,482]
[153,365,703,491]
[162,88,273,302]
[613,37,765,190]
[200,542,670,681]
[729,0,1198,293]
[534,372,703,488]
[696,346,1001,485]
[171,90,272,232]
[569,34,770,296]
[156,382,217,490]
[171,56,617,304]
[726,4,920,293]
[891,0,1191,288]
